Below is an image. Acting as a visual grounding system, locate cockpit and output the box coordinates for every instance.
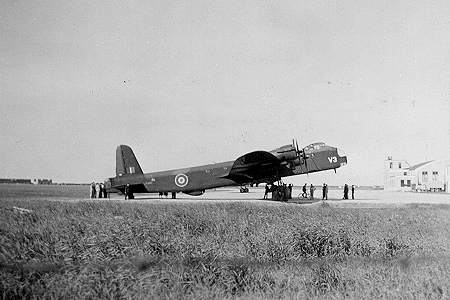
[304,142,327,152]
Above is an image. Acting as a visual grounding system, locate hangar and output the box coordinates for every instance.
[384,157,450,192]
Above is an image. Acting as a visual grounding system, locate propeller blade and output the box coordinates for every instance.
[301,147,308,172]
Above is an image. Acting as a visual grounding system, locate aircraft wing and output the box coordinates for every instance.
[225,151,281,183]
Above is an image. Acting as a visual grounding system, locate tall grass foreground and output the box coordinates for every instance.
[1,199,449,299]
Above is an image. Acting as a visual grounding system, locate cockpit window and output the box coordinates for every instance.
[306,142,326,151]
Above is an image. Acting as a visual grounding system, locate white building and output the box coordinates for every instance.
[384,157,450,192]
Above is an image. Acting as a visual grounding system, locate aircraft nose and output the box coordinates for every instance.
[336,148,347,165]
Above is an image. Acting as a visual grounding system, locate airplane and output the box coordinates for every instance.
[104,140,347,199]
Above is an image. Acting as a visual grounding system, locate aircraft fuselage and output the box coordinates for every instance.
[106,142,347,196]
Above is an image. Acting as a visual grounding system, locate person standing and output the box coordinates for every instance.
[100,182,107,198]
[322,183,328,200]
[351,185,355,200]
[310,184,315,200]
[90,182,96,198]
[343,184,349,199]
[104,183,108,198]
[98,183,103,198]
[95,182,101,198]
[124,184,130,200]
[302,183,307,198]
[264,184,269,199]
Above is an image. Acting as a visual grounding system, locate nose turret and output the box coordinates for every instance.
[339,155,348,166]
[337,148,348,166]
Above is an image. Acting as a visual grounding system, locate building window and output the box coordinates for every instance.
[407,180,411,186]
[390,162,393,169]
[422,171,428,183]
[399,163,402,169]
[404,172,407,176]
[401,180,405,187]
[432,171,438,182]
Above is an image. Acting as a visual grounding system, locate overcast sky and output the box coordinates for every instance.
[1,0,449,185]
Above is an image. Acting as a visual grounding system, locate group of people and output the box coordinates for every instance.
[302,183,356,200]
[342,184,355,200]
[90,182,108,198]
[264,183,293,200]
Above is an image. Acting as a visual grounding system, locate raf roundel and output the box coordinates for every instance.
[174,174,189,187]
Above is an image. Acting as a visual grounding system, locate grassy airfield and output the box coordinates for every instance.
[1,185,450,299]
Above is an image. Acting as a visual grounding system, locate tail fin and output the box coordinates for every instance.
[116,145,144,176]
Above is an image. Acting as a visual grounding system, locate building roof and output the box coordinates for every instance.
[408,160,434,171]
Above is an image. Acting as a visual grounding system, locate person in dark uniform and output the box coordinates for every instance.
[302,183,307,198]
[124,184,130,200]
[98,183,103,199]
[288,184,293,200]
[351,185,355,199]
[90,182,96,198]
[264,184,269,199]
[310,184,315,200]
[343,184,349,199]
[322,183,328,200]
[102,183,108,198]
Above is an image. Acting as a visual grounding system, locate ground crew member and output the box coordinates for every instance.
[288,184,293,200]
[90,182,96,198]
[351,185,355,199]
[322,183,328,200]
[343,184,349,199]
[124,184,130,200]
[103,183,108,198]
[98,183,103,198]
[95,182,101,198]
[302,183,307,198]
[264,184,269,199]
[310,184,315,200]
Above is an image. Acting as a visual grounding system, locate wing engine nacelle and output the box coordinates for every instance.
[271,145,297,161]
[276,150,298,161]
[183,190,205,196]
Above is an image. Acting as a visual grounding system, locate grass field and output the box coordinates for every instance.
[1,184,450,299]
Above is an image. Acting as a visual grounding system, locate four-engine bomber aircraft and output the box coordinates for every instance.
[105,140,347,198]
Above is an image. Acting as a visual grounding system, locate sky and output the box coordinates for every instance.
[1,0,449,185]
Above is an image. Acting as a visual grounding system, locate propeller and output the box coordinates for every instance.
[293,138,308,172]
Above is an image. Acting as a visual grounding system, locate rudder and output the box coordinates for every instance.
[116,145,144,176]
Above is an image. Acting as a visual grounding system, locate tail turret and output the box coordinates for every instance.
[116,145,143,176]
